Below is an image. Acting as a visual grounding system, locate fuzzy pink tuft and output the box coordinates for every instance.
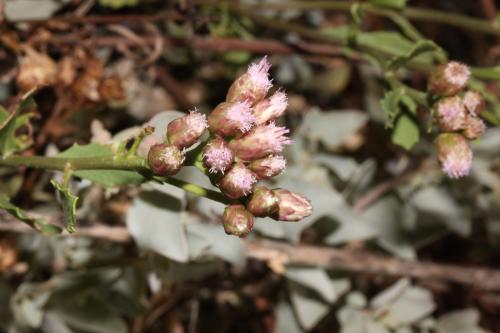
[254,90,288,125]
[463,91,483,116]
[436,96,465,131]
[226,101,255,132]
[203,142,233,174]
[260,155,287,177]
[444,61,470,87]
[186,109,208,133]
[260,123,293,154]
[226,164,257,195]
[442,156,472,178]
[247,56,273,93]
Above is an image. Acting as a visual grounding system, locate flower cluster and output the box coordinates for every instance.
[428,61,487,179]
[147,57,312,237]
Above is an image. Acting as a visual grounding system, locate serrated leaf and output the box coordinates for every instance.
[391,114,419,150]
[369,0,407,9]
[51,180,78,233]
[58,143,146,187]
[0,192,62,235]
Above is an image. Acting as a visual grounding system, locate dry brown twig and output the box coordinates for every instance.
[2,213,500,291]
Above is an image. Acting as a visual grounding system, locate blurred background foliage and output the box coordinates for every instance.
[0,0,500,332]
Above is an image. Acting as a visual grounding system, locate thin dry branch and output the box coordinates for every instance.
[2,216,500,290]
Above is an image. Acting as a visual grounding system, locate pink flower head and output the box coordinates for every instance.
[253,90,288,125]
[435,133,472,179]
[203,136,234,174]
[218,163,257,199]
[435,96,466,132]
[208,101,255,137]
[248,155,287,179]
[463,91,484,116]
[226,101,255,133]
[444,61,470,88]
[463,114,486,140]
[429,61,470,96]
[226,56,273,105]
[247,56,273,93]
[229,123,292,161]
[167,110,208,148]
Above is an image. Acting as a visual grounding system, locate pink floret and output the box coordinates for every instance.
[204,143,233,174]
[226,101,255,133]
[231,165,257,195]
[247,56,273,92]
[260,155,286,176]
[186,110,208,133]
[261,123,293,153]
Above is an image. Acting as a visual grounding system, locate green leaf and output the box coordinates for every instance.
[126,190,189,262]
[391,114,420,150]
[51,180,78,233]
[58,143,146,187]
[381,90,401,127]
[369,0,407,9]
[0,92,37,157]
[0,192,62,235]
[388,40,440,71]
[357,31,433,66]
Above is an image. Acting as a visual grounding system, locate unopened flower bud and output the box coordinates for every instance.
[463,91,485,116]
[229,123,292,161]
[167,111,208,148]
[271,189,312,222]
[435,96,466,132]
[246,186,278,217]
[435,133,472,179]
[203,136,234,174]
[226,57,273,105]
[222,204,254,237]
[208,101,255,137]
[148,143,184,176]
[463,115,486,140]
[429,61,470,96]
[253,90,288,125]
[218,163,257,199]
[248,155,286,179]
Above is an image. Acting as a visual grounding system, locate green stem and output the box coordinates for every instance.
[0,154,230,205]
[0,155,148,171]
[198,0,500,37]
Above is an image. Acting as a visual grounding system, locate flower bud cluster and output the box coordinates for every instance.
[146,57,312,237]
[207,57,312,237]
[429,61,487,179]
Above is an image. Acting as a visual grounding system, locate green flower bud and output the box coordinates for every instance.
[222,204,254,237]
[246,186,278,217]
[147,143,184,176]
